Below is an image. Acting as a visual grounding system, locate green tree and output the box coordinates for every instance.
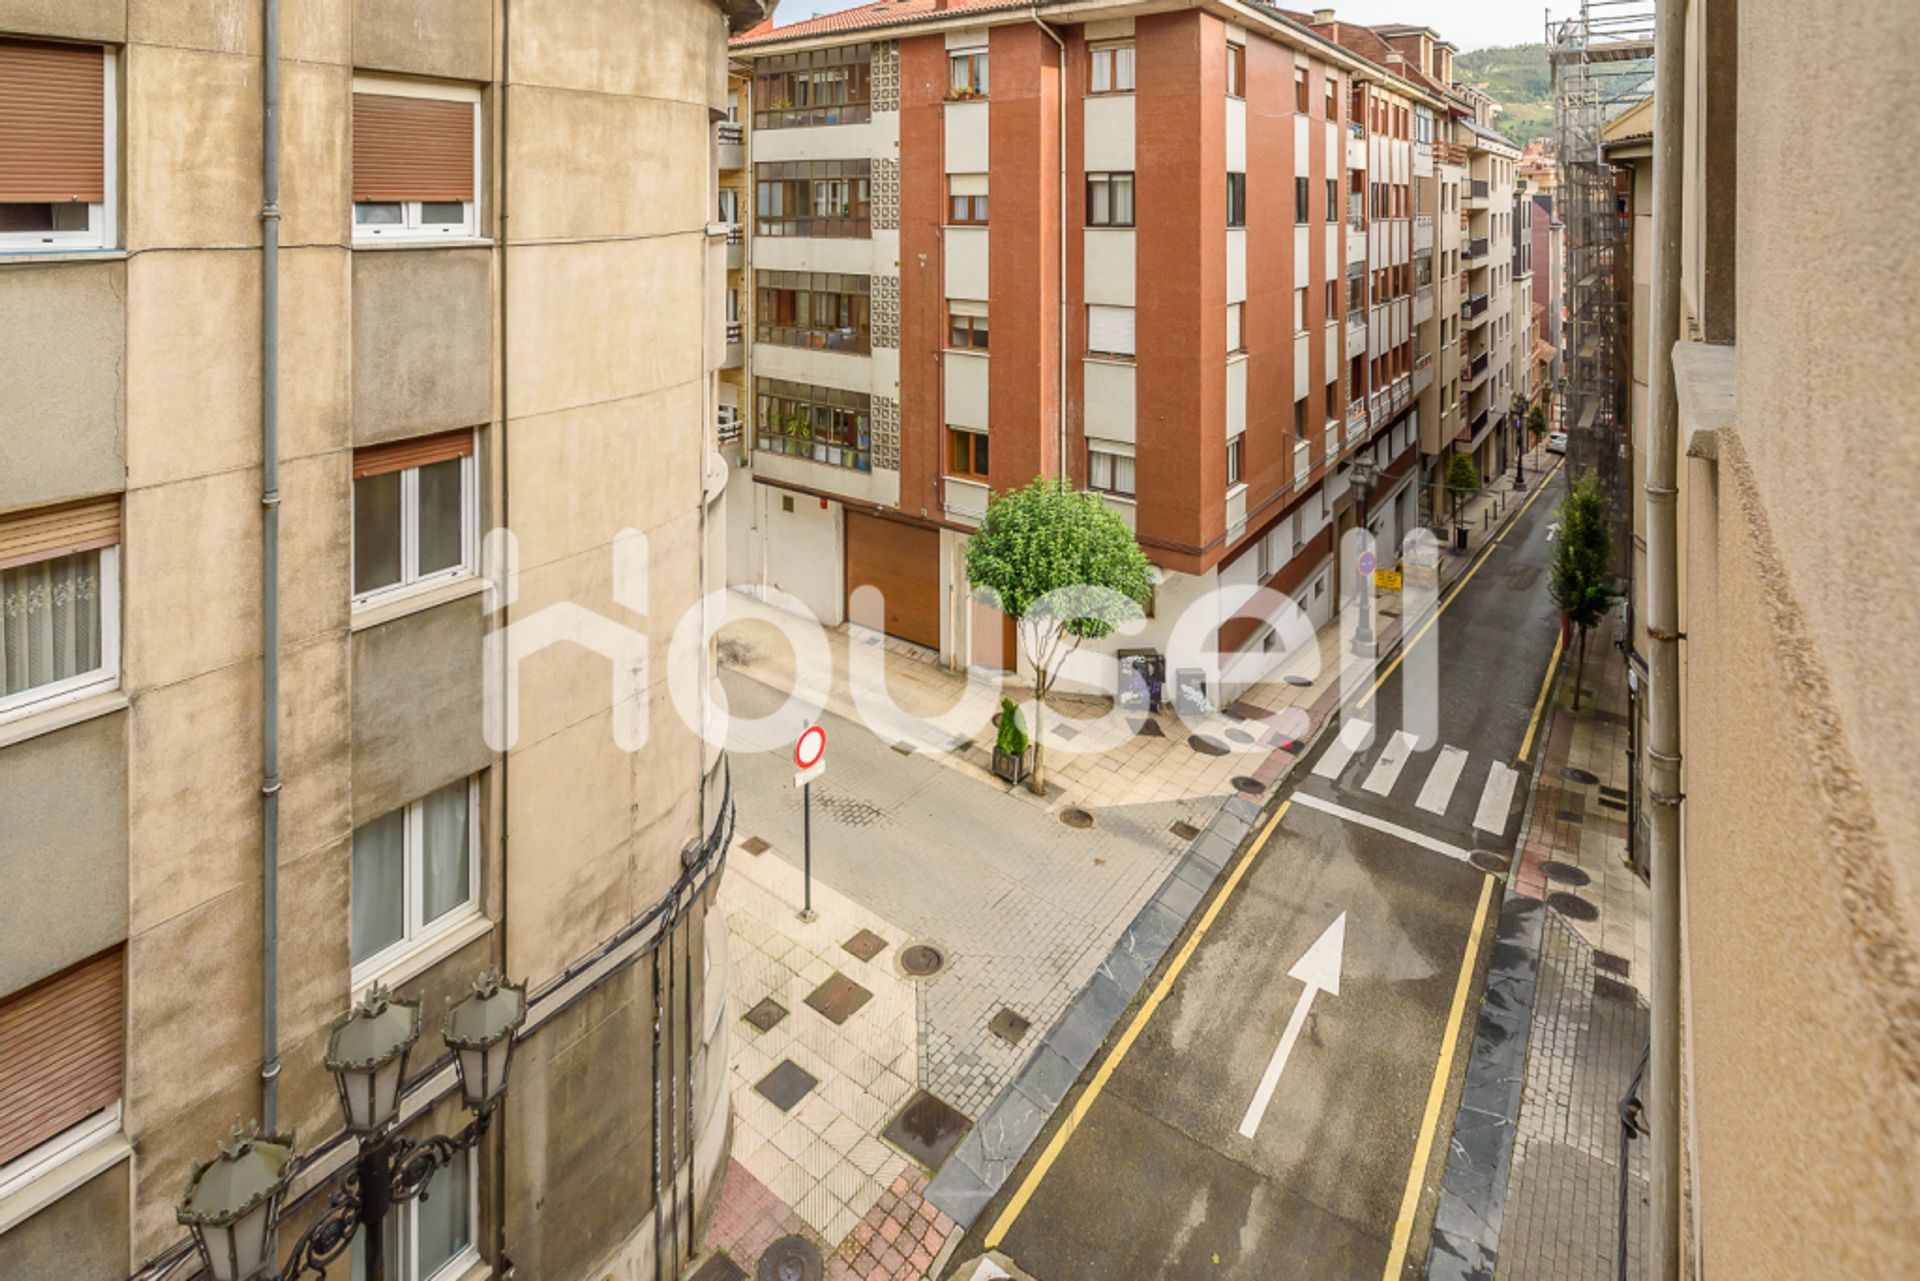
[1528,402,1548,440]
[966,477,1153,794]
[1548,469,1621,710]
[1445,451,1481,526]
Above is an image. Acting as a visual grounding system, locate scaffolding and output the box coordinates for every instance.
[1549,0,1652,581]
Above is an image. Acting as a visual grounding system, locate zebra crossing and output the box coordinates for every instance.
[1306,719,1521,841]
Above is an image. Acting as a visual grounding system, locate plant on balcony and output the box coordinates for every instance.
[1549,468,1620,711]
[965,477,1152,796]
[992,697,1031,785]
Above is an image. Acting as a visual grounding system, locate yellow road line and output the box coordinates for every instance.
[983,799,1293,1249]
[1357,459,1565,712]
[1381,871,1497,1279]
[1517,629,1565,764]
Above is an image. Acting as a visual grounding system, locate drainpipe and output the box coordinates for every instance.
[493,0,513,1270]
[1031,8,1068,479]
[1644,0,1687,1272]
[258,0,283,1132]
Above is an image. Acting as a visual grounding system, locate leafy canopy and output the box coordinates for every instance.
[1549,468,1619,630]
[965,477,1153,642]
[1445,451,1482,496]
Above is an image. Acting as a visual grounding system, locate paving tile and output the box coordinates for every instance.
[756,1059,820,1113]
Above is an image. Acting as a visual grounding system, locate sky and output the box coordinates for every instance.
[770,0,1569,53]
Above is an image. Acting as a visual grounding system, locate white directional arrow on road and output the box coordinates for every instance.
[1546,521,1561,541]
[1238,912,1347,1140]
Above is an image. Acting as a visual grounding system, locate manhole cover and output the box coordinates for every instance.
[1188,735,1230,757]
[1170,819,1202,841]
[1547,892,1599,922]
[1059,807,1095,829]
[740,836,770,856]
[756,1236,824,1281]
[753,1060,818,1113]
[1555,809,1586,823]
[1136,720,1166,738]
[1562,767,1600,785]
[900,943,947,978]
[1225,727,1255,744]
[1541,860,1591,887]
[742,997,788,1033]
[842,929,888,962]
[882,1090,974,1170]
[1469,849,1509,874]
[813,791,886,827]
[988,1007,1032,1046]
[1231,776,1265,795]
[1054,722,1081,740]
[803,972,873,1025]
[1284,674,1313,687]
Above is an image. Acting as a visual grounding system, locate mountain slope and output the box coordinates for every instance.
[1454,43,1552,148]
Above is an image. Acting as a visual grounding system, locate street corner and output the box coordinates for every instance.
[699,1157,959,1281]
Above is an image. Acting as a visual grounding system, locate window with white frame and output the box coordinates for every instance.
[350,777,481,979]
[1088,447,1136,497]
[1226,302,1244,353]
[351,77,482,242]
[1226,436,1244,487]
[351,430,478,604]
[1087,304,1135,358]
[0,496,120,720]
[0,40,117,252]
[352,1147,478,1281]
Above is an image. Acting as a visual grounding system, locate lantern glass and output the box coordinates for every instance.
[196,1196,275,1281]
[371,1052,407,1129]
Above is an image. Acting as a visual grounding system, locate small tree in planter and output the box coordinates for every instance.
[1548,468,1620,710]
[1445,451,1482,540]
[992,697,1031,785]
[1528,402,1548,443]
[966,478,1153,795]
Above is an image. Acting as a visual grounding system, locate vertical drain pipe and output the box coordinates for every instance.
[1644,0,1687,1272]
[1031,8,1068,478]
[258,0,284,1132]
[493,0,513,1268]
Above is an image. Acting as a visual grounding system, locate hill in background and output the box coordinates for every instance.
[1454,43,1553,148]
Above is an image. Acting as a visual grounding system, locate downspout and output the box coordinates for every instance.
[258,0,283,1132]
[493,0,513,1270]
[1644,0,1687,1273]
[1031,8,1068,478]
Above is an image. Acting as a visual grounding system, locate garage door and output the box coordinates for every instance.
[845,511,940,650]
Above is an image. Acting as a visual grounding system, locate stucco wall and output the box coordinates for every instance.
[0,260,126,513]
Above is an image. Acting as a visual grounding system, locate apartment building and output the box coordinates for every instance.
[0,2,762,1279]
[725,0,1469,703]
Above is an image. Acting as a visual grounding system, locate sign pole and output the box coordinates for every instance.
[794,721,825,923]
[800,779,815,922]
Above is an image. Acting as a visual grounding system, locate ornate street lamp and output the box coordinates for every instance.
[177,971,525,1281]
[1511,393,1528,487]
[1346,451,1380,658]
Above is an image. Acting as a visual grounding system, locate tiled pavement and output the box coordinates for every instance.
[700,1157,957,1281]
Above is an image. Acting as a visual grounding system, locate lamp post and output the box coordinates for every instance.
[1346,451,1380,658]
[178,971,526,1281]
[1512,394,1528,488]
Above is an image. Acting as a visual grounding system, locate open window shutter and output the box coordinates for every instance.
[353,428,476,479]
[0,40,106,204]
[0,495,120,571]
[0,948,123,1166]
[352,92,475,202]
[1088,305,1135,357]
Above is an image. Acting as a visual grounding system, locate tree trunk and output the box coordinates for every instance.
[1571,627,1588,711]
[1027,690,1047,795]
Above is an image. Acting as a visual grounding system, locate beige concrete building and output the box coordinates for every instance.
[0,1,766,1278]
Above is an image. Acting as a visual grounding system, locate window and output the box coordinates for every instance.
[352,1149,477,1281]
[1294,67,1309,113]
[1293,286,1307,333]
[1325,279,1338,316]
[1294,398,1307,438]
[352,80,480,241]
[351,777,480,977]
[1086,172,1135,227]
[0,40,116,252]
[754,44,873,129]
[948,427,990,480]
[948,174,988,225]
[1226,172,1246,227]
[949,49,988,99]
[1087,304,1136,358]
[949,309,990,350]
[1088,448,1136,497]
[756,270,871,353]
[755,377,871,470]
[1226,42,1246,98]
[1090,43,1135,94]
[1226,436,1244,487]
[0,948,123,1195]
[0,496,120,719]
[1294,176,1309,225]
[1226,302,1244,353]
[1326,379,1340,420]
[755,159,872,238]
[352,430,478,604]
[1326,73,1338,119]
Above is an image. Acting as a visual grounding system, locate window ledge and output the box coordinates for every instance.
[352,237,494,253]
[0,689,129,752]
[1672,339,1736,460]
[0,248,128,268]
[1083,354,1135,367]
[351,575,486,633]
[353,910,494,1001]
[0,1127,132,1234]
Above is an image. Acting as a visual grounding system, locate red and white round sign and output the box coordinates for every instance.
[794,724,827,772]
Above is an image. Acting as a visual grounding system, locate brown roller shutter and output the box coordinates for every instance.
[0,39,106,204]
[0,948,124,1166]
[845,511,940,650]
[353,428,475,479]
[352,92,475,202]
[0,495,120,571]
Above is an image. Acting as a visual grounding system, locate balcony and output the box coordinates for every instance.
[1413,353,1434,394]
[1413,285,1433,324]
[717,120,744,171]
[725,223,743,270]
[723,321,743,370]
[1466,178,1490,209]
[717,404,742,446]
[1346,310,1368,359]
[1465,352,1490,389]
[1347,127,1367,170]
[1465,236,1490,263]
[1346,402,1368,447]
[1462,293,1490,327]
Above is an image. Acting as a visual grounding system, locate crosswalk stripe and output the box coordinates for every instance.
[1474,761,1520,834]
[1417,746,1470,815]
[1311,718,1374,780]
[1290,791,1474,863]
[1363,730,1421,796]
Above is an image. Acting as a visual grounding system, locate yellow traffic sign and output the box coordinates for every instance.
[1374,569,1404,592]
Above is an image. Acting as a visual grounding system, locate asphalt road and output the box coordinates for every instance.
[976,463,1568,1281]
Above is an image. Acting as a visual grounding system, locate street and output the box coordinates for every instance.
[972,462,1568,1280]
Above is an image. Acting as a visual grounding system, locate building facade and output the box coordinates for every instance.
[0,1,764,1278]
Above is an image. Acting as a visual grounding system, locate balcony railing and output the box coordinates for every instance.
[1470,179,1489,199]
[1462,294,1489,319]
[726,224,743,245]
[718,122,744,147]
[726,322,743,344]
[717,406,742,444]
[1466,236,1490,261]
[1468,352,1489,381]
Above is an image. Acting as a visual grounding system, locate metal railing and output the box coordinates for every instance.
[717,122,743,147]
[1467,236,1490,261]
[1470,178,1489,199]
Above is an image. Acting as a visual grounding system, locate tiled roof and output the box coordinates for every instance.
[1272,9,1453,100]
[732,0,1032,47]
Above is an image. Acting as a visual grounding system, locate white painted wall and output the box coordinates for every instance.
[945,101,989,172]
[1226,354,1247,439]
[1226,98,1246,173]
[1084,359,1136,444]
[1085,95,1135,172]
[762,488,842,625]
[945,226,989,299]
[1084,229,1135,307]
[1226,228,1246,304]
[944,351,989,429]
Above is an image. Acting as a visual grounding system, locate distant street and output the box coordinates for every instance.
[974,462,1568,1280]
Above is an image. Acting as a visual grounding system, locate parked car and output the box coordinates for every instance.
[1547,430,1568,455]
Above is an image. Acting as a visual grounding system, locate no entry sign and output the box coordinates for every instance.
[795,723,827,786]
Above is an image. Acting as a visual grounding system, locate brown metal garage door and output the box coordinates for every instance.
[845,511,940,650]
